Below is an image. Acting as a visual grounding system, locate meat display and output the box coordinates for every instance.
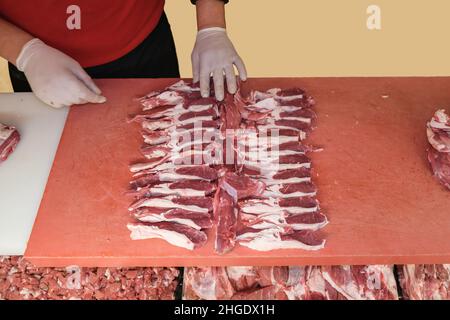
[127,80,327,253]
[427,109,450,190]
[0,123,20,163]
[399,264,450,300]
[183,265,398,300]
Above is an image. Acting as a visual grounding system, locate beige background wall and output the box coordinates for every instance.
[2,0,450,92]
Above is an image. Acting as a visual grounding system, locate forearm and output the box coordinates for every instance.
[195,0,226,30]
[0,18,33,65]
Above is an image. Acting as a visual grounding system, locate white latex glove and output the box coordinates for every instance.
[16,38,106,108]
[191,27,247,101]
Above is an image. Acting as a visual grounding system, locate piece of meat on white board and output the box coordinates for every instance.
[182,265,399,300]
[427,109,450,190]
[0,123,20,163]
[398,264,450,300]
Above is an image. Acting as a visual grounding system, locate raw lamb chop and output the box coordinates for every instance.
[0,123,20,163]
[427,109,450,190]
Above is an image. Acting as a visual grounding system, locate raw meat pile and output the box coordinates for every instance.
[183,265,399,300]
[399,264,450,300]
[126,80,327,254]
[0,123,20,163]
[0,256,179,300]
[427,109,450,190]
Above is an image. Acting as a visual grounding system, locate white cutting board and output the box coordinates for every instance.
[0,93,68,255]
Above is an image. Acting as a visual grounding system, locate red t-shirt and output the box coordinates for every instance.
[0,0,165,67]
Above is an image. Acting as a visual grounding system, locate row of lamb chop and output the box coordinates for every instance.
[126,80,328,254]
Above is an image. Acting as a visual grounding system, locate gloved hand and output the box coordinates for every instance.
[16,38,106,108]
[191,27,247,101]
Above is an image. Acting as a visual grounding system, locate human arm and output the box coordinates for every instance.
[0,17,105,108]
[191,0,247,101]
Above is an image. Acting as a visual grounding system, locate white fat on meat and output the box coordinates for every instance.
[427,109,450,153]
[136,214,203,230]
[144,103,214,120]
[127,223,196,250]
[243,170,311,185]
[262,176,311,186]
[239,135,300,148]
[240,198,318,215]
[321,266,366,300]
[142,115,216,131]
[143,145,219,162]
[129,197,209,213]
[143,134,170,146]
[242,212,328,231]
[244,161,311,173]
[237,228,325,251]
[131,162,180,175]
[0,123,15,140]
[154,171,214,182]
[264,111,311,123]
[252,89,305,103]
[168,80,200,92]
[142,92,184,110]
[143,127,219,146]
[129,158,170,173]
[140,183,209,197]
[243,149,306,160]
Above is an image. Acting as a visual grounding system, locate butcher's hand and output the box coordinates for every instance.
[16,38,106,108]
[191,27,247,101]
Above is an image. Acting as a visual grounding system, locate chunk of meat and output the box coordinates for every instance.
[183,265,398,300]
[214,189,238,255]
[321,265,399,300]
[427,109,450,153]
[127,222,207,250]
[219,172,265,201]
[129,196,213,213]
[128,180,216,198]
[399,264,450,300]
[428,148,450,190]
[0,123,20,163]
[133,208,213,230]
[237,227,325,251]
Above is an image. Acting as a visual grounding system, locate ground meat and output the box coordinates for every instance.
[0,256,179,300]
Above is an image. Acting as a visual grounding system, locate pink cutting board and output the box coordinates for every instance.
[25,78,450,267]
